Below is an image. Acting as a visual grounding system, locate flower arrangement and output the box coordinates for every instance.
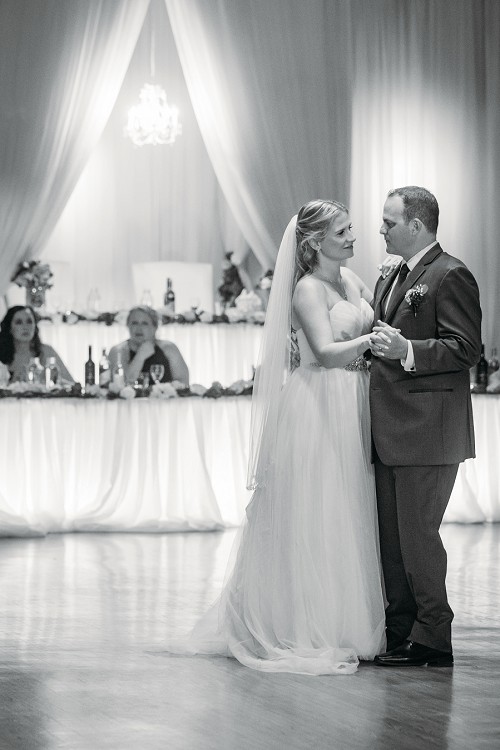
[11,259,53,309]
[217,252,244,308]
[257,269,273,290]
[404,284,429,316]
[12,260,53,291]
[0,375,254,401]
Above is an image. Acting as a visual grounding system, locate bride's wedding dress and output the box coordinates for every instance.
[167,297,386,675]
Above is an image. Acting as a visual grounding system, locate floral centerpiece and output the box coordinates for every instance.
[255,268,273,310]
[11,260,53,308]
[217,252,244,309]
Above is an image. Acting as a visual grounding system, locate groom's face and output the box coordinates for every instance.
[380,195,413,258]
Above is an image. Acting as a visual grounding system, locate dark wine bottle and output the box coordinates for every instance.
[475,344,488,391]
[85,345,96,386]
[164,277,175,314]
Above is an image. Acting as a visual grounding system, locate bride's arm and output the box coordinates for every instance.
[293,279,370,369]
[342,267,373,304]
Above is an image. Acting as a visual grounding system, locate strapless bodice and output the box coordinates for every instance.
[296,298,373,365]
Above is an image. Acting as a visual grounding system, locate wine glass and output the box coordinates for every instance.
[150,364,165,384]
[190,297,200,320]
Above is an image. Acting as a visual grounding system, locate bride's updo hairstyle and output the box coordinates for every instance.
[294,199,348,286]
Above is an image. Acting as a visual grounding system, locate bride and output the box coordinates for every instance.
[169,200,386,675]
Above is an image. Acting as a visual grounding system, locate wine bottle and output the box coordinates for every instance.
[85,345,96,386]
[99,348,111,386]
[164,277,175,314]
[112,351,125,389]
[475,344,488,391]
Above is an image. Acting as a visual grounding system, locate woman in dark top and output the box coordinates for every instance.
[108,306,189,386]
[0,305,73,383]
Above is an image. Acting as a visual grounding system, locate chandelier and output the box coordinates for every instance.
[124,83,182,147]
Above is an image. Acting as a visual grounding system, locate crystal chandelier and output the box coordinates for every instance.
[124,83,182,147]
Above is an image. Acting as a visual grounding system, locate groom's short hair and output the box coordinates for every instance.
[388,186,439,235]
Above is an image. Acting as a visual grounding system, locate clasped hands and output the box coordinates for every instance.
[369,320,408,360]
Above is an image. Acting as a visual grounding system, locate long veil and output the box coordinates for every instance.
[247,215,297,490]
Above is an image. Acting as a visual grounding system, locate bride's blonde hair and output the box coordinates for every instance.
[294,199,348,286]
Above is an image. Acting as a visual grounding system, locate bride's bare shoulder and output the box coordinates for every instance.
[293,275,327,306]
[341,267,363,288]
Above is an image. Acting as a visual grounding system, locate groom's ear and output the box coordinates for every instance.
[410,218,423,234]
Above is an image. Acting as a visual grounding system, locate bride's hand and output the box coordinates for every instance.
[377,255,402,279]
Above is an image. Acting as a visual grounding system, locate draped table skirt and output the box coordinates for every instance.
[0,397,252,536]
[0,394,497,537]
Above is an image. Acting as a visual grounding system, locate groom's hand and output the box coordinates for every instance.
[370,321,408,360]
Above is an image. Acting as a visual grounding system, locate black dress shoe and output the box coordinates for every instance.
[374,640,453,667]
[386,632,407,652]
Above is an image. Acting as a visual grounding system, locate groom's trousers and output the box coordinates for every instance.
[374,458,459,653]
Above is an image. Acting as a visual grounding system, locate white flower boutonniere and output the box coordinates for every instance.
[405,284,428,316]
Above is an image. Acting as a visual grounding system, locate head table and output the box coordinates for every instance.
[0,394,497,537]
[39,321,263,387]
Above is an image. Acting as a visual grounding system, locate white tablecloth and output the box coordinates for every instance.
[0,397,252,536]
[446,394,500,523]
[40,322,263,387]
[0,393,497,537]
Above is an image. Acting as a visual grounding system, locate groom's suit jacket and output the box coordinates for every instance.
[370,243,481,466]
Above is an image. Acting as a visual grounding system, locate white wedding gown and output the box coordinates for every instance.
[168,298,386,675]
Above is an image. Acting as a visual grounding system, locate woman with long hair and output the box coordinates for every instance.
[0,305,73,383]
[166,200,385,675]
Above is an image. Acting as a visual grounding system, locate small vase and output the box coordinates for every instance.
[26,285,46,309]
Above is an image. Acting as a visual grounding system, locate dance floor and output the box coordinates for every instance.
[0,524,498,750]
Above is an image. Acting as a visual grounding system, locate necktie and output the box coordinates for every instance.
[384,263,409,316]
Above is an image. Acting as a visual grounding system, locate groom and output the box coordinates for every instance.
[369,186,481,667]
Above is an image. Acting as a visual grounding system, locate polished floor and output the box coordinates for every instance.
[0,524,499,750]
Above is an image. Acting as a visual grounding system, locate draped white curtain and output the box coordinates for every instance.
[3,1,498,347]
[348,0,500,348]
[0,0,149,300]
[165,0,353,270]
[42,0,248,311]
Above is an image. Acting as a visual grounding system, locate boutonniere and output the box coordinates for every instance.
[404,284,428,316]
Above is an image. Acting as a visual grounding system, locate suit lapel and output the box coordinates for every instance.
[384,244,443,324]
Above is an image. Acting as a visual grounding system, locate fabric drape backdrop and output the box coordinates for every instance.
[0,0,149,301]
[348,0,500,348]
[41,0,248,311]
[2,0,498,348]
[165,0,353,271]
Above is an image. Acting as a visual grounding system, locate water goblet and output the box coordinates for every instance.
[150,364,164,385]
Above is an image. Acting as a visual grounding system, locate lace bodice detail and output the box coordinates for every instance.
[295,298,373,365]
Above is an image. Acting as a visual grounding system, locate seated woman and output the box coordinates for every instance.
[0,305,74,383]
[108,306,189,386]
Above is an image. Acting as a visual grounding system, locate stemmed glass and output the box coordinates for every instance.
[191,298,200,321]
[150,364,165,385]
